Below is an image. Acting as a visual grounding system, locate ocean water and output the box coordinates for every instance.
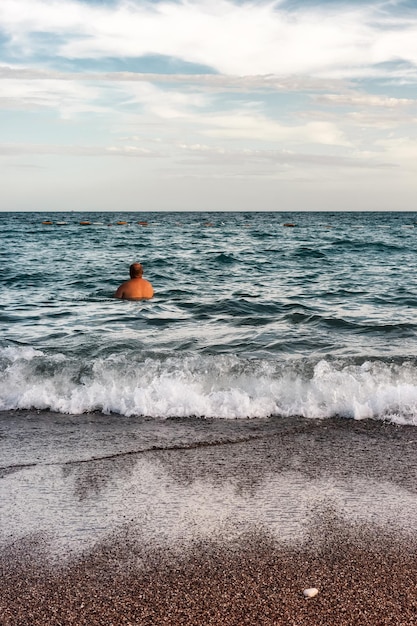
[2,210,417,424]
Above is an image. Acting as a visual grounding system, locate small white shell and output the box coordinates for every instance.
[303,587,319,598]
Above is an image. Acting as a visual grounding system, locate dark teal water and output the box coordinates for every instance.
[2,211,417,422]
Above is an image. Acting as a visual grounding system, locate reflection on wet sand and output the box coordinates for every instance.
[2,413,417,556]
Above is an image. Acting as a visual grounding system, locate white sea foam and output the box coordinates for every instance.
[1,347,417,423]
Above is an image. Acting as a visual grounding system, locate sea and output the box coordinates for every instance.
[2,210,417,425]
[3,209,417,554]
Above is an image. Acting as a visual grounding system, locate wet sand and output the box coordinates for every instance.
[2,412,417,624]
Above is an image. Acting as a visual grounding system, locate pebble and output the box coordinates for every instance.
[303,587,319,598]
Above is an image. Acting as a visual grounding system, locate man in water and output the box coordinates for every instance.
[114,263,154,300]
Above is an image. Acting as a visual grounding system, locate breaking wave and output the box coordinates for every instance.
[2,346,417,424]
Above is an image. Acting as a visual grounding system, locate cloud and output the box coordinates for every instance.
[0,65,348,94]
[177,142,394,170]
[0,70,210,119]
[1,0,417,80]
[198,113,351,146]
[0,143,163,157]
[0,65,353,147]
[347,110,417,129]
[120,80,208,118]
[311,92,417,129]
[0,77,105,116]
[315,93,416,108]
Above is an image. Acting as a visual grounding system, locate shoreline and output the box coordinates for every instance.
[2,412,417,623]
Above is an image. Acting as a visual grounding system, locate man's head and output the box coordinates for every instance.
[130,263,144,278]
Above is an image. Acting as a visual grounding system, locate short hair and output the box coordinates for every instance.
[130,263,143,278]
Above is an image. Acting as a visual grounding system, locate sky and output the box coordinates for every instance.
[1,0,417,211]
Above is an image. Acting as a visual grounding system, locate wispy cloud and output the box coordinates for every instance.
[0,77,105,116]
[177,142,394,170]
[0,143,163,157]
[0,65,349,94]
[198,113,351,146]
[315,93,416,108]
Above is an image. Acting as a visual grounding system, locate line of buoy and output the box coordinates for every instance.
[42,220,112,226]
[41,220,153,226]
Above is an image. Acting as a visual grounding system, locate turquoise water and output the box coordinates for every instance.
[2,211,417,422]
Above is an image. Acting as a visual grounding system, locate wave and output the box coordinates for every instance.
[2,346,417,424]
[292,247,327,259]
[329,239,408,253]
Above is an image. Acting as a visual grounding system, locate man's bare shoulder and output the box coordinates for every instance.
[114,278,153,300]
[114,280,128,298]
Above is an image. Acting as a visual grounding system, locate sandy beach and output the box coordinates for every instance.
[2,412,417,625]
[2,516,417,625]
